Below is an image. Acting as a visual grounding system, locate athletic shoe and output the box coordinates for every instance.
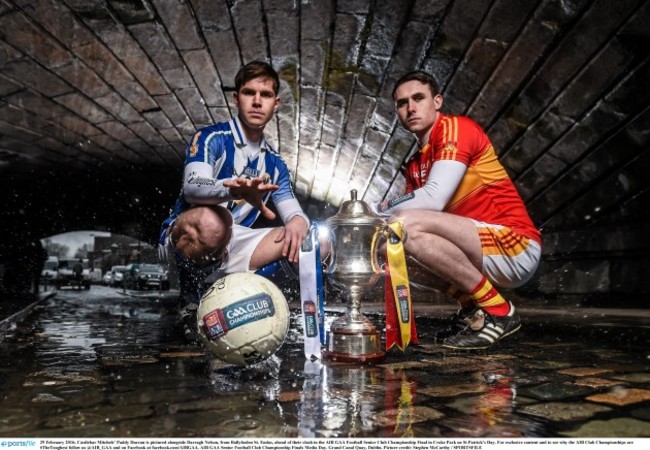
[442,303,521,350]
[433,307,485,343]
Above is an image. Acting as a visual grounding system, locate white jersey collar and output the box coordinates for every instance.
[229,116,269,152]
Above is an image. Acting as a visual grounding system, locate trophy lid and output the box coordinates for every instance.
[326,189,386,226]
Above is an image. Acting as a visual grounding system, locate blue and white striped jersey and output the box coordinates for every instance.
[160,118,297,244]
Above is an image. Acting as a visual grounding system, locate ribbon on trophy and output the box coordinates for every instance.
[299,223,326,360]
[384,221,418,351]
[382,368,416,437]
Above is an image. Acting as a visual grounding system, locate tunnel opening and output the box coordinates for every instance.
[0,229,161,319]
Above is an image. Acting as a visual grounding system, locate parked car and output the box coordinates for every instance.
[41,256,59,285]
[55,258,91,289]
[89,268,103,284]
[123,263,169,290]
[102,270,112,285]
[105,265,128,287]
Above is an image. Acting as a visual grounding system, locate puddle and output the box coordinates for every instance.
[0,286,649,437]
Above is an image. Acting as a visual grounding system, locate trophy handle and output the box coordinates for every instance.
[370,230,382,274]
[323,225,335,274]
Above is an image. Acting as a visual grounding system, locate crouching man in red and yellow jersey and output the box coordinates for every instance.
[372,71,542,350]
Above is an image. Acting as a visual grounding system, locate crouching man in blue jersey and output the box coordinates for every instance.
[159,61,310,334]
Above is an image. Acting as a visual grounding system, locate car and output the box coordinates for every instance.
[105,265,128,287]
[102,271,112,285]
[123,263,169,290]
[41,256,59,285]
[89,268,103,284]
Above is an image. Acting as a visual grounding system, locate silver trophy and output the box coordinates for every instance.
[323,190,386,363]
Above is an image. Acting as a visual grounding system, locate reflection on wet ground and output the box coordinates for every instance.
[1,286,649,438]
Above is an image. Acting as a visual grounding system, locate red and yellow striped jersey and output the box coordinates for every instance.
[404,114,541,244]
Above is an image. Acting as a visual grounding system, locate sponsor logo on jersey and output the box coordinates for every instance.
[230,166,271,183]
[232,166,260,178]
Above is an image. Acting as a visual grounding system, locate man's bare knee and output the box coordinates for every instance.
[393,209,442,235]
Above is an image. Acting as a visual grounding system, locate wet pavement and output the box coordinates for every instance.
[1,285,649,438]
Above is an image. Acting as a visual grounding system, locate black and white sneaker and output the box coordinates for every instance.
[434,307,485,343]
[442,303,521,350]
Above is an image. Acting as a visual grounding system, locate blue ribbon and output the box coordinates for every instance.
[312,222,326,344]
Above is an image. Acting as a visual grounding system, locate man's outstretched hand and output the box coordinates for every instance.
[223,176,279,220]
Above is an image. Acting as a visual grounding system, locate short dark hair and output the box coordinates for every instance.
[392,71,440,99]
[234,61,280,94]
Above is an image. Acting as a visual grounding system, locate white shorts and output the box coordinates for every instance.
[471,220,542,289]
[198,224,275,285]
[220,224,274,273]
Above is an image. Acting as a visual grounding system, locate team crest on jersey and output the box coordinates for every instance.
[442,141,457,157]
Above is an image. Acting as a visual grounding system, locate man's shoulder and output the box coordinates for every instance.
[440,114,485,133]
[264,145,288,165]
[187,121,235,159]
[439,113,477,126]
[196,121,232,135]
[265,146,283,160]
[192,122,235,149]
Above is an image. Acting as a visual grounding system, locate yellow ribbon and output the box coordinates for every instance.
[385,221,412,349]
[394,372,414,437]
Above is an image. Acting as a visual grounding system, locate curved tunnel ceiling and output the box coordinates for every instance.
[1,0,649,265]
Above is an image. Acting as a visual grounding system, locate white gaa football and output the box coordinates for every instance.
[197,272,290,365]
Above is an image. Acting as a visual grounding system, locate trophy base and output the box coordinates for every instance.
[323,330,386,364]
